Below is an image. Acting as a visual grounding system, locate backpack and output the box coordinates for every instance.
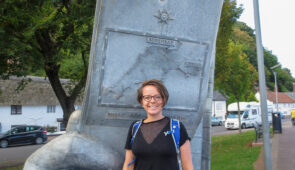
[128,118,181,169]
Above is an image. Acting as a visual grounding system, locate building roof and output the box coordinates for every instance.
[0,76,83,106]
[285,92,295,100]
[267,91,295,103]
[213,91,227,101]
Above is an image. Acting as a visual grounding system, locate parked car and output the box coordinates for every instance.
[211,116,223,126]
[0,125,47,148]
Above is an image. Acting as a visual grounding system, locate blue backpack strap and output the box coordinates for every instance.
[171,119,180,152]
[171,119,181,170]
[128,120,142,167]
[130,120,142,147]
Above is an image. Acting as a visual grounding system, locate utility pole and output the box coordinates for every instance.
[253,0,273,170]
[271,64,281,113]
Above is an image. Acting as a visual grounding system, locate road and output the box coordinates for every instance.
[0,136,56,168]
[212,118,290,136]
[0,119,290,168]
[211,124,254,136]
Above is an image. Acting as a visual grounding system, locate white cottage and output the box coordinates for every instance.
[212,91,227,121]
[0,76,82,133]
[256,89,295,117]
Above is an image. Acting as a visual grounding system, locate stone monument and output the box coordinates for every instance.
[24,0,223,169]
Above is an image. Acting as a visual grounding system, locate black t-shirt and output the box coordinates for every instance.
[125,117,190,170]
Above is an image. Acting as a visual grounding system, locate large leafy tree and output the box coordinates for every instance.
[217,41,257,133]
[0,0,96,123]
[233,22,295,92]
[216,0,294,103]
[215,1,258,103]
[215,0,243,87]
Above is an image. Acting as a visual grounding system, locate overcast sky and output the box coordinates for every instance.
[236,0,295,78]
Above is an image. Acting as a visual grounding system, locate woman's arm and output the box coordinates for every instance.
[122,149,134,170]
[180,140,194,170]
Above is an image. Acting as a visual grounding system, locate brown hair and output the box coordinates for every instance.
[137,79,169,106]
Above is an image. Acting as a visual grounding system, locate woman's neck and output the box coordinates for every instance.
[144,114,164,123]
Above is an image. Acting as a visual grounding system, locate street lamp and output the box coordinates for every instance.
[253,0,272,169]
[270,64,281,113]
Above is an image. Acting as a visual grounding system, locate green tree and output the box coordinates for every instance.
[0,0,96,123]
[215,0,243,88]
[232,22,257,68]
[232,22,295,92]
[217,41,257,133]
[247,92,258,102]
[277,68,295,92]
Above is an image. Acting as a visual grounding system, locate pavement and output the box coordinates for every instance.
[254,120,295,170]
[272,120,295,170]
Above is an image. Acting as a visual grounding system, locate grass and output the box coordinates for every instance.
[211,130,261,170]
[1,165,23,170]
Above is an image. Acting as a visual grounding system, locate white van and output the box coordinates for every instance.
[225,102,273,129]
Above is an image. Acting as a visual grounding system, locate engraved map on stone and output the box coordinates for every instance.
[100,30,208,111]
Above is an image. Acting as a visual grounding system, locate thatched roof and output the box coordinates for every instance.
[0,76,83,106]
[213,91,227,101]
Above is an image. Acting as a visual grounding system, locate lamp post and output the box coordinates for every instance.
[270,64,281,113]
[253,0,272,169]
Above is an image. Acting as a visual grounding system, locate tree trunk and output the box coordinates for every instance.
[44,62,87,126]
[35,29,88,128]
[237,100,242,133]
[44,63,75,125]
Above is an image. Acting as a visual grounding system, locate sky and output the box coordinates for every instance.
[236,0,295,78]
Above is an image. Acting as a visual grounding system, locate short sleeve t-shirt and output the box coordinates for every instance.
[125,117,190,170]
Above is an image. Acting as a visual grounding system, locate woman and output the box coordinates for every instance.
[123,79,193,170]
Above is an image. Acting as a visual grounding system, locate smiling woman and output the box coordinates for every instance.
[136,80,168,121]
[122,79,193,170]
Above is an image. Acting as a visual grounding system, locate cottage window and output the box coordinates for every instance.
[11,105,22,115]
[216,103,223,111]
[47,105,56,113]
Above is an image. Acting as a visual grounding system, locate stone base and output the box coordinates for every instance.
[24,110,123,170]
[24,132,122,170]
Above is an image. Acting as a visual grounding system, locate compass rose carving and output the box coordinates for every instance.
[154,9,174,24]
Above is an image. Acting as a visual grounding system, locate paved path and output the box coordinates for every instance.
[272,120,295,170]
[254,120,295,170]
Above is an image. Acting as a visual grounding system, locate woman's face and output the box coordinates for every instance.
[141,85,164,117]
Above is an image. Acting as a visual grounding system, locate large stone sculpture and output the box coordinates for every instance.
[24,0,223,169]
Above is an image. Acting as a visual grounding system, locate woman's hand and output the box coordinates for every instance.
[180,140,194,170]
[122,149,134,170]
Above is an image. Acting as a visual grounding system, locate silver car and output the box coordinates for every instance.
[211,116,223,126]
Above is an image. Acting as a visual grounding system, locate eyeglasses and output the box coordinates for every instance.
[142,95,162,102]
